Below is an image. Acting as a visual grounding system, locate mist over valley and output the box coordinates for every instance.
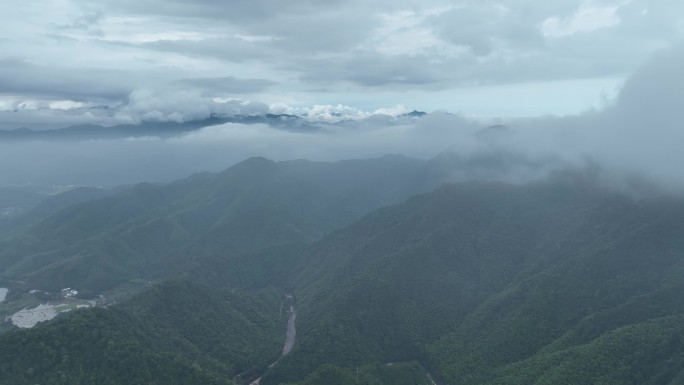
[2,1,684,384]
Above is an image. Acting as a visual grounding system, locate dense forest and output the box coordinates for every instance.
[1,156,684,384]
[0,281,284,385]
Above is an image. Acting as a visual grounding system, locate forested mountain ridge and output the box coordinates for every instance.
[0,280,284,385]
[0,186,114,237]
[1,157,684,385]
[262,176,684,385]
[0,155,424,297]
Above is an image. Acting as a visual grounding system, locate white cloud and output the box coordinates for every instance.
[264,103,413,123]
[114,89,269,123]
[363,8,454,56]
[541,1,626,38]
[234,34,281,43]
[48,100,86,110]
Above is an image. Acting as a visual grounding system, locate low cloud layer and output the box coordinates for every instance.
[0,42,683,195]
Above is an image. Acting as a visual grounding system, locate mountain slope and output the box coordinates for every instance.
[0,155,424,298]
[0,186,113,236]
[261,176,684,384]
[0,280,284,385]
[3,159,684,384]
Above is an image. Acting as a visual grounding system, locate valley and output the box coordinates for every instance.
[249,294,297,385]
[0,155,683,385]
[2,1,683,384]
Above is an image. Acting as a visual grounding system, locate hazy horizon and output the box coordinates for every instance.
[1,1,684,192]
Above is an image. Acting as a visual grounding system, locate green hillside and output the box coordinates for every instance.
[0,186,113,241]
[263,176,684,385]
[2,159,684,385]
[0,155,423,298]
[0,280,284,385]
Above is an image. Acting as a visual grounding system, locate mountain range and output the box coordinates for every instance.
[1,153,683,385]
[0,111,428,142]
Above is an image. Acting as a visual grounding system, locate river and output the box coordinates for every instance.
[282,304,297,355]
[249,294,297,385]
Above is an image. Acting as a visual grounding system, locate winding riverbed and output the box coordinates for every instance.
[282,304,296,356]
[249,294,297,385]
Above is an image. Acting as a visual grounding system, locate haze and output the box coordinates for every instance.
[3,3,684,384]
[0,0,683,191]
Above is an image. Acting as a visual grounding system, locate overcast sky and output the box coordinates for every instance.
[1,0,683,192]
[1,0,683,129]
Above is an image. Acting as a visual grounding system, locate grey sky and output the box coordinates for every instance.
[0,40,682,191]
[1,0,683,128]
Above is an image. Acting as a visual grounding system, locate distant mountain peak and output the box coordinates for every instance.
[400,110,427,118]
